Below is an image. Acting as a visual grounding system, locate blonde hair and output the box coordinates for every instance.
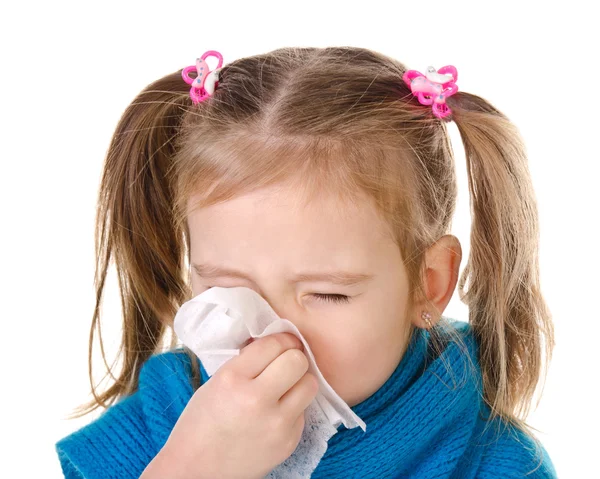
[70,46,554,464]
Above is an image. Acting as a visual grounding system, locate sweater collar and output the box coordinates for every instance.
[313,320,489,478]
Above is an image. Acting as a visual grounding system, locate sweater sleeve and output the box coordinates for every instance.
[55,392,160,479]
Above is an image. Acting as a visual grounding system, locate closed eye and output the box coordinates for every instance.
[311,293,351,304]
[202,286,351,304]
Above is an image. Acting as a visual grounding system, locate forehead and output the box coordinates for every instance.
[189,182,388,231]
[186,183,393,261]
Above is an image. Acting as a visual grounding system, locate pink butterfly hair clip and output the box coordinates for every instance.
[402,66,459,119]
[182,50,224,105]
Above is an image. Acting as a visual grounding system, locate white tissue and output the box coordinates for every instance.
[173,286,367,478]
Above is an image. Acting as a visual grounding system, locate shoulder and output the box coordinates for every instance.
[55,388,154,479]
[55,349,200,479]
[476,417,558,478]
[138,348,199,394]
[137,349,201,437]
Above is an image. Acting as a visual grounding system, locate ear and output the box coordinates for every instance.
[413,234,462,328]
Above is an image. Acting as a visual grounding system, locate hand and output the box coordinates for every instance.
[151,332,319,479]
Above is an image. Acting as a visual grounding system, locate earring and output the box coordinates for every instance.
[421,311,434,329]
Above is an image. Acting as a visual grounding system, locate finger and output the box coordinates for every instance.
[279,372,319,419]
[254,347,309,403]
[228,333,304,379]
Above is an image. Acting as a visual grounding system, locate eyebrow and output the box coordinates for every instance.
[192,262,374,286]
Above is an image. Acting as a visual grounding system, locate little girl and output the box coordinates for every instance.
[55,46,557,478]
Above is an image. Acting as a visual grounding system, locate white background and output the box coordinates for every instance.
[1,0,597,476]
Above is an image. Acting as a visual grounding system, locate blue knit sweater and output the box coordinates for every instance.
[55,320,557,478]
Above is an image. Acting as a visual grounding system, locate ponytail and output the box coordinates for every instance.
[449,92,555,426]
[68,71,199,418]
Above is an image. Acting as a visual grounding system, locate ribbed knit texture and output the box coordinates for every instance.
[55,319,557,478]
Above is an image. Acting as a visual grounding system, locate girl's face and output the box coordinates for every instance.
[187,182,414,407]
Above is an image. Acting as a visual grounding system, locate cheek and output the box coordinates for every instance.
[305,303,405,379]
[307,324,386,405]
[305,319,371,378]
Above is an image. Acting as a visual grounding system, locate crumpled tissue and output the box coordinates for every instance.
[173,286,367,478]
